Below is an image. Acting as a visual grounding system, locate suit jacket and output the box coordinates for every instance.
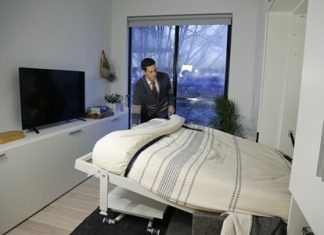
[132,72,175,124]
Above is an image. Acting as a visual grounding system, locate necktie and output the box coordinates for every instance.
[151,80,158,98]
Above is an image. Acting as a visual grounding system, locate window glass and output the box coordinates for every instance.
[130,26,175,94]
[129,23,230,127]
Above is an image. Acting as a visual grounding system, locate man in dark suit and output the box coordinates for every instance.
[132,58,175,126]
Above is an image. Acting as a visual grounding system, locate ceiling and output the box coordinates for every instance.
[270,0,307,14]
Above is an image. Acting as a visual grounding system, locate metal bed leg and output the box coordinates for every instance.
[99,172,126,225]
[146,219,160,235]
[99,171,109,216]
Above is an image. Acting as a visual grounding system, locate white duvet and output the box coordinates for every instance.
[93,115,185,175]
[92,115,291,221]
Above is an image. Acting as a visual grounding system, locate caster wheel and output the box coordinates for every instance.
[102,217,109,224]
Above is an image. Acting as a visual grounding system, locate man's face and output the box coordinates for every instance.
[143,64,157,81]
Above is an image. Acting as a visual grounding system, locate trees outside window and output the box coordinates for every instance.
[129,23,231,127]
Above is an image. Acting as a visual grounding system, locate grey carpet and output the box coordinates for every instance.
[70,207,172,235]
[166,209,192,235]
[191,211,225,235]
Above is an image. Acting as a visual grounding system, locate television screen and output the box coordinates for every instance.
[19,67,85,131]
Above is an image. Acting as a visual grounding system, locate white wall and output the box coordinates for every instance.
[0,0,112,132]
[109,0,261,133]
[250,1,273,139]
[289,0,324,234]
[0,0,267,136]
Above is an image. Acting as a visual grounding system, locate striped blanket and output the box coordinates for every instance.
[93,115,291,221]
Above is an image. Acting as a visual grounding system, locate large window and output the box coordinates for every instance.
[128,15,231,127]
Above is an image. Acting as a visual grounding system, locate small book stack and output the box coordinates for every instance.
[90,106,109,115]
[87,106,112,119]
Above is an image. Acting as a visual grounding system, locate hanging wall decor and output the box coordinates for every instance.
[100,50,116,82]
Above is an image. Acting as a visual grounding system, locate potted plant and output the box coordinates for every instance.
[105,93,122,113]
[210,94,245,137]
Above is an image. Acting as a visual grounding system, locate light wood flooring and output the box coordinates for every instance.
[5,177,100,235]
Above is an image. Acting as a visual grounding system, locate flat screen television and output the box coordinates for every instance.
[19,67,85,132]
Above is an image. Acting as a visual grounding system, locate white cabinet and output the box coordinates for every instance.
[0,113,128,234]
[288,1,324,234]
[257,8,306,157]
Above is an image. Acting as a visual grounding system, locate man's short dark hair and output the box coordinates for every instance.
[141,58,156,71]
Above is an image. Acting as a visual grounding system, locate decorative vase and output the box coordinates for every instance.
[115,102,124,113]
[107,103,116,113]
[107,102,123,114]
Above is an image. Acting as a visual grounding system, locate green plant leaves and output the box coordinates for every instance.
[210,94,245,137]
[105,93,121,103]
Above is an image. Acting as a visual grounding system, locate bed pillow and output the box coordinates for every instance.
[92,114,185,175]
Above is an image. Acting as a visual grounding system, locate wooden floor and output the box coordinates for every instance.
[6,177,100,235]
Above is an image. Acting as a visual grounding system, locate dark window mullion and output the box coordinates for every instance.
[128,27,133,128]
[172,26,180,110]
[224,25,231,98]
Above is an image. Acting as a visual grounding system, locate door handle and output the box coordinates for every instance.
[68,129,82,135]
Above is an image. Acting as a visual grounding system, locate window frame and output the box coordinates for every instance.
[127,14,232,128]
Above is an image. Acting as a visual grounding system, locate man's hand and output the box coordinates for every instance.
[168,105,175,116]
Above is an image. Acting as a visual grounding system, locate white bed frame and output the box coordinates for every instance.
[75,152,195,232]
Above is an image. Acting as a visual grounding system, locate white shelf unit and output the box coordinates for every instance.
[0,112,128,234]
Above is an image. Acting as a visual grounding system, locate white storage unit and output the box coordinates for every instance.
[0,113,128,234]
[257,1,306,157]
[288,1,324,234]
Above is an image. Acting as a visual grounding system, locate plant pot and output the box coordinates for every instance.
[108,102,123,114]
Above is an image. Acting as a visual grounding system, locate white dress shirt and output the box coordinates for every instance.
[145,77,160,93]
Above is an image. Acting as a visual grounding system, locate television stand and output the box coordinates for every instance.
[0,112,128,235]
